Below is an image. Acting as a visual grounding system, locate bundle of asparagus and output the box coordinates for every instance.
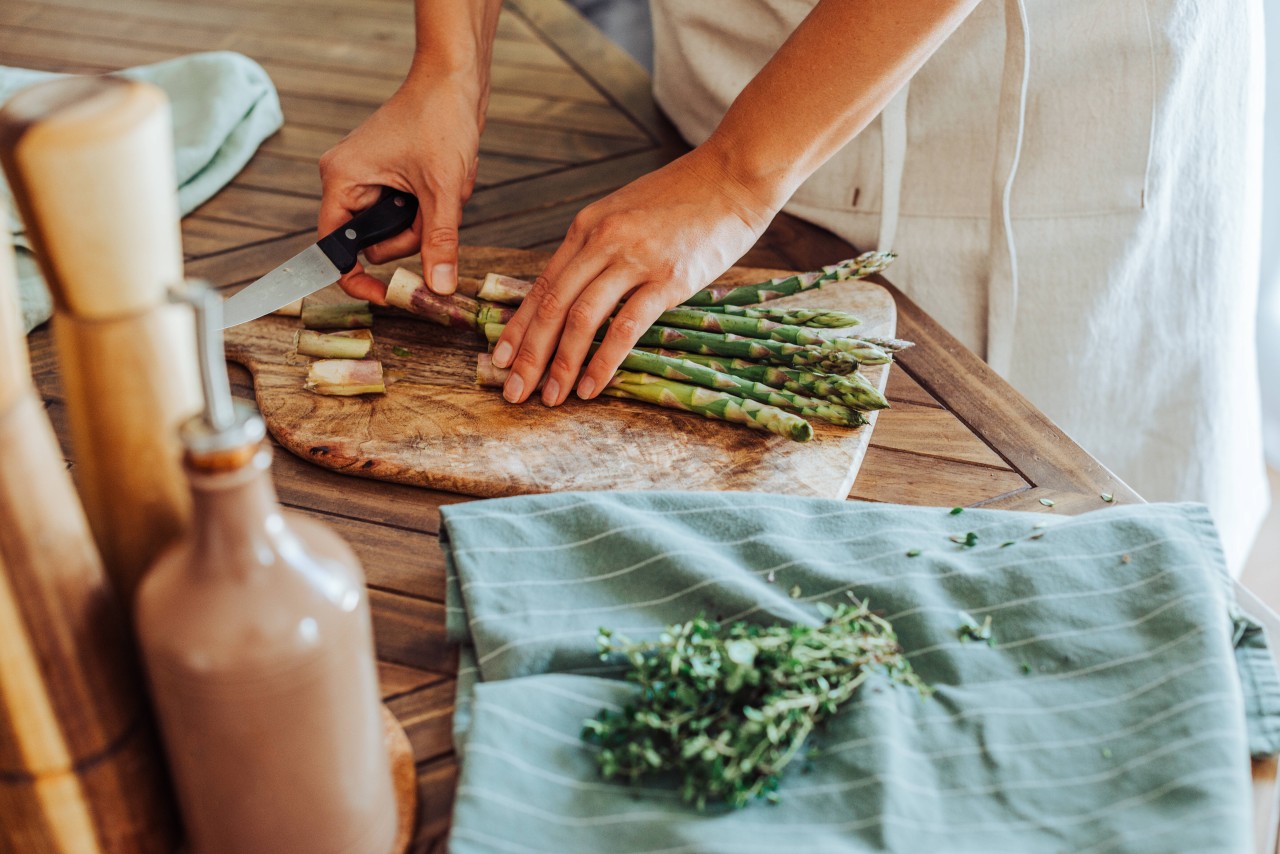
[387,256,909,441]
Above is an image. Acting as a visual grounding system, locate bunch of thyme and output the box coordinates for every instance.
[582,596,928,810]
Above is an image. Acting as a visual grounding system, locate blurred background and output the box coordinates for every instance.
[568,0,1280,586]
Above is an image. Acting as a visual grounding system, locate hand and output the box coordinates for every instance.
[317,72,482,303]
[490,146,777,406]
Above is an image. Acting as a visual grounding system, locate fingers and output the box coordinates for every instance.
[577,286,670,400]
[339,263,390,304]
[540,268,642,406]
[420,196,463,295]
[491,226,587,370]
[495,253,606,404]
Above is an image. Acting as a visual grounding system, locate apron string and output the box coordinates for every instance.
[878,83,910,253]
[986,0,1032,373]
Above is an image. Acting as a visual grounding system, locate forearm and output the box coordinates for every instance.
[409,0,504,110]
[703,0,981,212]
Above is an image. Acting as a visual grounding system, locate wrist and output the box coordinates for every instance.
[696,129,803,218]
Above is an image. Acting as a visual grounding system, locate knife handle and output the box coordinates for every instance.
[317,188,419,274]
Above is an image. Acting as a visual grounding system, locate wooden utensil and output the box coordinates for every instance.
[0,237,178,851]
[0,76,201,603]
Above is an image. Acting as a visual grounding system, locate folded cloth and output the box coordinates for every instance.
[442,493,1280,854]
[1,52,283,332]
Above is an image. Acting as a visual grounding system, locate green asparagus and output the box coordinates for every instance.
[680,251,896,307]
[605,371,813,442]
[701,305,861,328]
[642,349,889,411]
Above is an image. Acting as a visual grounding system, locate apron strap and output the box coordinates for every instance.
[986,0,1032,373]
[878,82,910,253]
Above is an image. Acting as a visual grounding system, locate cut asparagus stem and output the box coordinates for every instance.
[606,372,813,442]
[386,268,482,331]
[300,300,373,330]
[700,305,861,328]
[478,272,535,305]
[618,349,865,427]
[474,355,816,440]
[387,268,518,331]
[304,359,385,396]
[641,349,889,411]
[294,328,374,359]
[680,251,896,307]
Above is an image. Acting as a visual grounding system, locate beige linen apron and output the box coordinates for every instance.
[652,0,1268,571]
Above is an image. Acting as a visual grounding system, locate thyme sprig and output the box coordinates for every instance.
[582,597,929,810]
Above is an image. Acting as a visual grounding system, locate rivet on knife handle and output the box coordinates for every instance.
[317,188,419,274]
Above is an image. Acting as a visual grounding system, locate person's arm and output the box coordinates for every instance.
[317,0,503,303]
[492,0,980,406]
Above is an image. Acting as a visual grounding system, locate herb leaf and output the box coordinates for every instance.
[583,602,928,810]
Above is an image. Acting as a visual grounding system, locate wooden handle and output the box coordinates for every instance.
[0,76,182,319]
[0,75,200,603]
[0,237,31,413]
[0,389,179,852]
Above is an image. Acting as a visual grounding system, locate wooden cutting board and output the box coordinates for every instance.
[223,246,896,499]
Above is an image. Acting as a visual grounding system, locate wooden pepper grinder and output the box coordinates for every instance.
[135,283,398,854]
[0,76,201,605]
[0,236,178,850]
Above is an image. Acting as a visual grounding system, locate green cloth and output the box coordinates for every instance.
[442,493,1280,853]
[1,52,283,332]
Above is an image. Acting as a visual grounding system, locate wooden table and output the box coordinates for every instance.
[4,0,1276,850]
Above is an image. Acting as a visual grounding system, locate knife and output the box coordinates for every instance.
[220,187,419,328]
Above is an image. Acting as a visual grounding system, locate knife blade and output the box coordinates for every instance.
[220,187,418,328]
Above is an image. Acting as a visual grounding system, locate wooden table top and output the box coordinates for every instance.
[4,0,1276,850]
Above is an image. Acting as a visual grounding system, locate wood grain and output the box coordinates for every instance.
[224,247,896,500]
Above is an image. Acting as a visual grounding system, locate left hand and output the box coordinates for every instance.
[490,145,776,406]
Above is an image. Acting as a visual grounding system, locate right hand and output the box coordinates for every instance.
[318,72,482,303]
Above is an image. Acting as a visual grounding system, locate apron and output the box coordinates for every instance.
[651,0,1268,573]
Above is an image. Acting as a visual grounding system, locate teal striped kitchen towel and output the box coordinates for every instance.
[441,493,1280,853]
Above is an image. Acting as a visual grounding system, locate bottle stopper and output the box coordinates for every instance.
[170,280,265,470]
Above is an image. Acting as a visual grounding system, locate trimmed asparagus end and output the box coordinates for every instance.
[294,329,374,359]
[305,359,385,396]
[272,298,304,317]
[478,272,534,305]
[386,268,424,308]
[300,300,373,330]
[386,266,483,331]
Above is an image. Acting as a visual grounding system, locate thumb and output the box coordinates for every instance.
[420,198,463,295]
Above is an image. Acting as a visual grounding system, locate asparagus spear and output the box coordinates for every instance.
[481,321,865,375]
[300,300,373,330]
[478,272,535,305]
[656,306,831,346]
[474,355,815,441]
[387,268,516,330]
[293,329,374,359]
[304,359,385,396]
[680,251,896,307]
[606,372,813,442]
[641,349,889,411]
[701,305,861,328]
[618,349,866,427]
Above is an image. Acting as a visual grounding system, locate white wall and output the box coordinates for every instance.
[1263,6,1280,468]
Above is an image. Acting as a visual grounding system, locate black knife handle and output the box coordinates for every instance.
[316,188,420,274]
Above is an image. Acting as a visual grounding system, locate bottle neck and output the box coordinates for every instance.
[187,447,284,580]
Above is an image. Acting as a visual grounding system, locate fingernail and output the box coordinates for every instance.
[492,341,513,368]
[577,376,596,399]
[542,378,560,406]
[503,373,524,403]
[430,263,456,294]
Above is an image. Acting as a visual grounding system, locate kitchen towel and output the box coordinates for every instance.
[443,493,1280,853]
[1,51,283,332]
